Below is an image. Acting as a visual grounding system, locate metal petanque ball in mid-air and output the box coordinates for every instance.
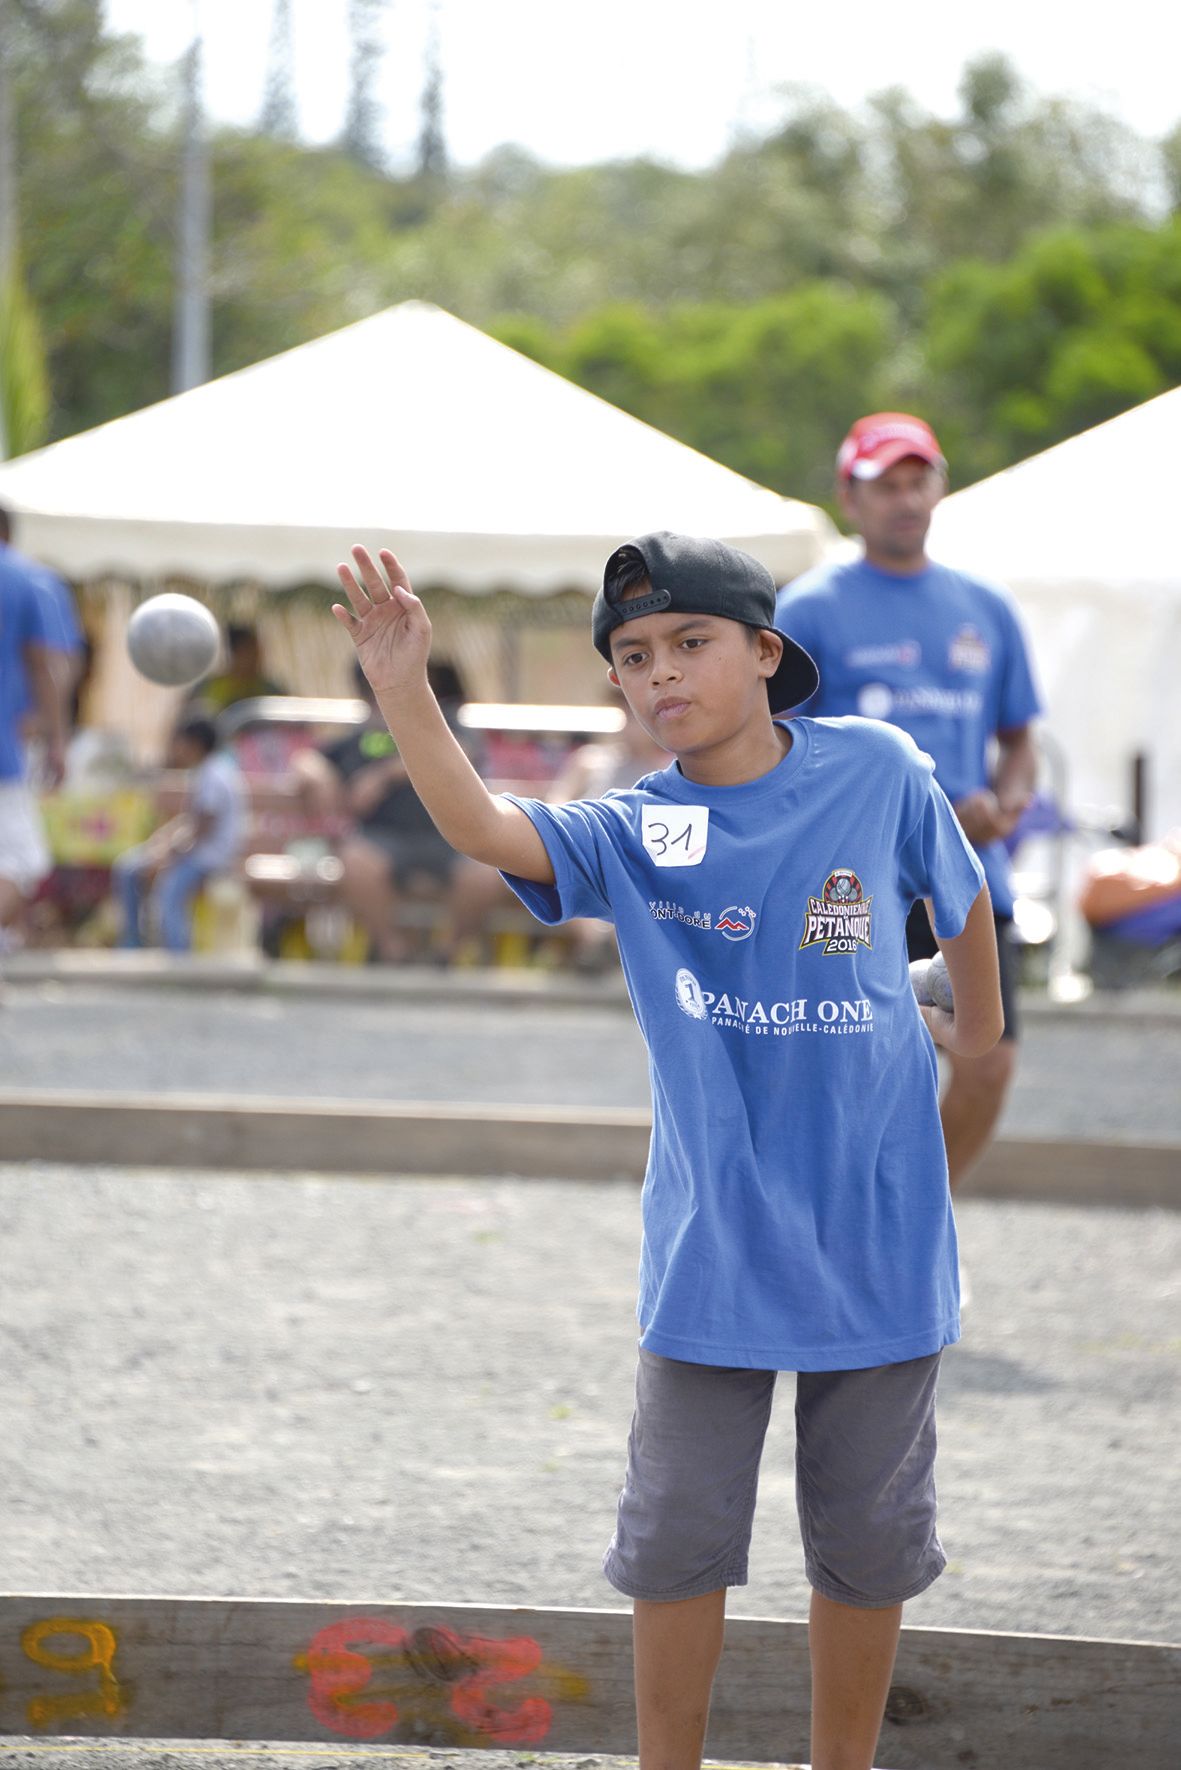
[127,592,221,687]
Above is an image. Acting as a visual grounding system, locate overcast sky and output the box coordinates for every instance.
[104,0,1180,172]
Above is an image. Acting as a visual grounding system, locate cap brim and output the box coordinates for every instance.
[768,629,819,714]
[848,441,946,481]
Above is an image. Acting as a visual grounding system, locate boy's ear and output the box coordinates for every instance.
[756,629,783,678]
[607,665,621,687]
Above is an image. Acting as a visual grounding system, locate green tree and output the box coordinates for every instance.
[492,284,898,510]
[923,219,1181,483]
[0,264,51,455]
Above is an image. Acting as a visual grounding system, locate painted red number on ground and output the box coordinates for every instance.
[304,1616,408,1740]
[301,1616,553,1744]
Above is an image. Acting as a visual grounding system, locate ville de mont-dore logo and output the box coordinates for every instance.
[799,869,873,956]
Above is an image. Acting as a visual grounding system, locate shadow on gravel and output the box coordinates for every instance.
[939,1345,1059,1396]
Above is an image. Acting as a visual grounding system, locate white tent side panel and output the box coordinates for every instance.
[0,514,829,597]
[1000,578,1181,838]
[931,387,1181,841]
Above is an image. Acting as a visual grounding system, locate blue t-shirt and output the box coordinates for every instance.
[0,550,56,781]
[777,557,1043,915]
[503,716,985,1372]
[14,556,83,719]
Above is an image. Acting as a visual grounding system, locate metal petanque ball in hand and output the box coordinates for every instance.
[127,592,221,687]
[911,951,955,1014]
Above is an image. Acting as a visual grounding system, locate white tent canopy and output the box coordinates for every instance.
[930,387,1181,840]
[0,301,833,594]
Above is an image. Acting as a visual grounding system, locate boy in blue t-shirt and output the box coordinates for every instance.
[330,533,1003,1770]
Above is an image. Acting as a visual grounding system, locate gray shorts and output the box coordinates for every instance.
[603,1347,945,1610]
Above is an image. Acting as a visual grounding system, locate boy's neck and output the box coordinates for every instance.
[676,718,792,788]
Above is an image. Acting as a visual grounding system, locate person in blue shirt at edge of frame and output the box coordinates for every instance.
[777,416,1042,1211]
[330,532,1004,1770]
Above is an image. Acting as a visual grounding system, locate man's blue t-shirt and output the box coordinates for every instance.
[503,716,985,1372]
[0,550,56,781]
[11,553,83,719]
[776,558,1042,915]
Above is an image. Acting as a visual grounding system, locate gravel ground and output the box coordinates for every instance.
[2,983,1180,1143]
[2,987,1178,1770]
[1,1166,1178,1770]
[0,1166,1176,1641]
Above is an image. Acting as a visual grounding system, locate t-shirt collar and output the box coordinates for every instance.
[649,718,812,805]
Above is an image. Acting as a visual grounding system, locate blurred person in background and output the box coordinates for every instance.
[112,715,245,953]
[546,693,670,971]
[777,415,1041,1206]
[305,658,491,963]
[0,508,85,741]
[196,621,286,713]
[0,508,69,960]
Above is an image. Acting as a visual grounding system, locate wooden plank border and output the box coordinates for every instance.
[0,1093,651,1184]
[2,1091,1178,1207]
[0,1597,1176,1769]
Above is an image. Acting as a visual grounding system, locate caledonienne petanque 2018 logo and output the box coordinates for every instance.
[799,868,873,956]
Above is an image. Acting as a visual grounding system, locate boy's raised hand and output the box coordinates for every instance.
[332,546,430,695]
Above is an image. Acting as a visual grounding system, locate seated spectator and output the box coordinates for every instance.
[316,660,487,963]
[545,699,670,971]
[112,715,246,953]
[1079,832,1181,984]
[197,622,286,713]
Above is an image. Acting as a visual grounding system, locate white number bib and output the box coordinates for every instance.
[641,805,710,868]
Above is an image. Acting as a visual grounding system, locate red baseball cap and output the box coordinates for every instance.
[837,412,946,482]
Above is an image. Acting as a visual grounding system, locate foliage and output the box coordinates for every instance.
[5,5,1180,514]
[0,262,51,456]
[494,286,898,508]
[924,219,1181,483]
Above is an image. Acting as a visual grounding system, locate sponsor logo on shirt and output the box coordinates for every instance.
[672,966,875,1037]
[649,901,757,939]
[650,900,712,929]
[948,624,991,673]
[857,682,983,720]
[674,967,709,1020]
[799,869,873,956]
[641,805,709,867]
[715,905,757,941]
[844,641,920,669]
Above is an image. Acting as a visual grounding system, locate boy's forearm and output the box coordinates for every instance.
[371,683,505,862]
[932,887,1004,1057]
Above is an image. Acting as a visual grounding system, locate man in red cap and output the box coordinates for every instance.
[777,415,1043,1219]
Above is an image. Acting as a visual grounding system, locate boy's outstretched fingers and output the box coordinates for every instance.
[335,559,373,619]
[377,549,414,595]
[350,544,395,602]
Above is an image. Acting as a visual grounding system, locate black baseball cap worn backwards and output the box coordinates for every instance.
[593,530,819,714]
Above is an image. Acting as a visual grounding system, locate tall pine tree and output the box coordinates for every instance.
[415,0,447,192]
[342,0,387,172]
[260,0,298,141]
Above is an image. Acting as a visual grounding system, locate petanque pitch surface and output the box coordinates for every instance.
[2,981,1178,1768]
[0,980,1180,1143]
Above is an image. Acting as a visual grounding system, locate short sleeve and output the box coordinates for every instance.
[500,794,616,926]
[898,764,987,940]
[994,594,1043,731]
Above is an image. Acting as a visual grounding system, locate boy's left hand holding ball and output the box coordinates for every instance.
[912,951,961,1052]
